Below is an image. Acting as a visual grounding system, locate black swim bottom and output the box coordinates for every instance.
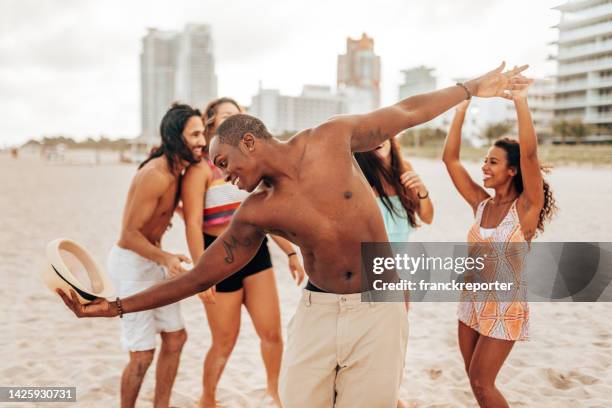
[203,233,272,292]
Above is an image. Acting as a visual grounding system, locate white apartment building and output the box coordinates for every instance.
[249,85,343,135]
[553,0,612,134]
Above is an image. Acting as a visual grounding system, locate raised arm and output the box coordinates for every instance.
[442,100,489,212]
[513,79,544,209]
[58,211,265,317]
[328,62,528,152]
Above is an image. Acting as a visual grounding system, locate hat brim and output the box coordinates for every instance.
[42,238,115,304]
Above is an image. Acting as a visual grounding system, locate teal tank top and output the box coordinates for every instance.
[376,196,414,242]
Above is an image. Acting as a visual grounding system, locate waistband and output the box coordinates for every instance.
[110,244,157,265]
[305,280,327,292]
[301,289,377,305]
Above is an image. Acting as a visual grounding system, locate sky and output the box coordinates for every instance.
[0,0,562,147]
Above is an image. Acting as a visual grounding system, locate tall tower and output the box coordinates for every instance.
[140,28,178,142]
[337,33,381,113]
[176,24,218,110]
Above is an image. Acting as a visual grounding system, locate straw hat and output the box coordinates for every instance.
[42,238,115,304]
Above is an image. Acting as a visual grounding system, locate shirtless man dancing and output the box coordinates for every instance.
[106,103,205,408]
[60,63,529,407]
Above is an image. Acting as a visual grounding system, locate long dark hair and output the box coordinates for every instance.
[202,97,243,151]
[139,102,202,172]
[494,137,557,233]
[354,138,418,228]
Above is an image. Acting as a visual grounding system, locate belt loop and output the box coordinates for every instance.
[304,291,311,307]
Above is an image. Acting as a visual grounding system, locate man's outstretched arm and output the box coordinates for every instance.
[58,215,265,317]
[329,62,529,152]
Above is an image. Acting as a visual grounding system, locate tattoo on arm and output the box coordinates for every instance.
[221,234,253,264]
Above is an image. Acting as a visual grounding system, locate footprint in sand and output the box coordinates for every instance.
[568,370,599,386]
[545,368,598,390]
[546,368,575,390]
[426,368,443,380]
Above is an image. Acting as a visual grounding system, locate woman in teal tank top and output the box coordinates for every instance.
[354,137,433,241]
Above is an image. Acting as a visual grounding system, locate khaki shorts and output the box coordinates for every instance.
[280,290,408,408]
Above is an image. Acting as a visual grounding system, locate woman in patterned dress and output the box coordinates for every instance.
[442,76,556,407]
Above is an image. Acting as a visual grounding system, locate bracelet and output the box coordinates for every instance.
[287,252,297,257]
[417,191,429,200]
[456,82,472,100]
[115,297,124,318]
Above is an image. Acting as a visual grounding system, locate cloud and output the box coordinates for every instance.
[0,0,560,146]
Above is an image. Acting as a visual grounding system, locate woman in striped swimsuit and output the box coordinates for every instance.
[442,76,556,407]
[181,98,304,408]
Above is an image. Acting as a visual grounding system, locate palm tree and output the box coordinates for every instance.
[553,120,572,145]
[553,119,595,144]
[483,121,513,144]
[568,119,595,144]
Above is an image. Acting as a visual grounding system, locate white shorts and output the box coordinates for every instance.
[107,245,185,352]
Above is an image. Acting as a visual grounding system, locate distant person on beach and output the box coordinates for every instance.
[106,103,206,408]
[181,97,304,407]
[442,75,556,408]
[354,136,433,241]
[59,62,530,407]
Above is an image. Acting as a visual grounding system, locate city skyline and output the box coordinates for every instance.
[0,0,560,146]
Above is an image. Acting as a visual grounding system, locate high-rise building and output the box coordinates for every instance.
[176,24,217,110]
[140,28,178,142]
[140,24,217,144]
[495,78,555,145]
[250,85,343,135]
[399,66,437,100]
[337,33,381,113]
[553,0,612,134]
[515,78,556,139]
[398,66,453,131]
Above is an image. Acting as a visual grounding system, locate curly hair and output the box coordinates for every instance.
[494,137,557,233]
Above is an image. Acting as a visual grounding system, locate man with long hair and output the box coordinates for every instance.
[107,103,205,408]
[60,63,529,407]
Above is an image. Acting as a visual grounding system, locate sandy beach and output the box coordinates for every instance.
[1,153,611,408]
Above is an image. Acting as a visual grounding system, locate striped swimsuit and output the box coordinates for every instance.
[203,158,249,228]
[458,198,530,341]
[201,157,272,292]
